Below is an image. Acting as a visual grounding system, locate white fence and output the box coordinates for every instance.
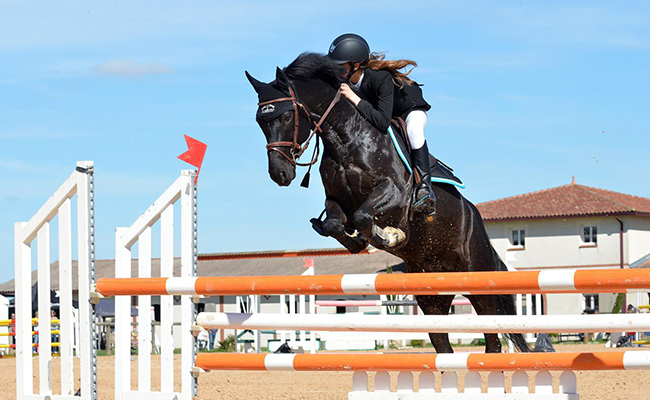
[14,161,97,400]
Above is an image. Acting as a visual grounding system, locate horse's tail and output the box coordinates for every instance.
[497,293,531,352]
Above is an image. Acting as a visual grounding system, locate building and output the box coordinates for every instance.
[476,178,650,316]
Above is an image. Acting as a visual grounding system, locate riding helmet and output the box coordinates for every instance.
[327,33,370,65]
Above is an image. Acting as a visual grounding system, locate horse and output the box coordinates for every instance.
[246,53,529,354]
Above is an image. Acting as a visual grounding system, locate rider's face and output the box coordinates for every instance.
[341,62,361,76]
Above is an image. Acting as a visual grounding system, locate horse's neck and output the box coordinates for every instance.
[297,80,377,162]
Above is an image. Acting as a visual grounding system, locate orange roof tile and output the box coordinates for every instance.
[476,183,650,222]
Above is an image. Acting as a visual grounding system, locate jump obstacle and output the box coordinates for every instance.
[15,161,96,400]
[315,299,421,307]
[15,162,650,400]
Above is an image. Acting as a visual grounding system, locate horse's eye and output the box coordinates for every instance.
[283,113,292,123]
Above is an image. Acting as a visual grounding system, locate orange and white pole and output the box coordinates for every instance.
[195,352,650,372]
[96,268,650,297]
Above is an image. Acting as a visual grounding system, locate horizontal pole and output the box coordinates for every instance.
[0,342,61,349]
[0,330,60,336]
[315,300,419,307]
[0,318,61,326]
[195,351,650,372]
[315,298,469,307]
[197,312,650,333]
[96,268,650,296]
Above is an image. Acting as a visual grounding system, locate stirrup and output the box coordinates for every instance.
[310,218,328,237]
[413,184,436,215]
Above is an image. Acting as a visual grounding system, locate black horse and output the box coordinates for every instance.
[246,53,529,353]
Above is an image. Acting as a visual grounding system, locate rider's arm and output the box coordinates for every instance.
[356,71,394,132]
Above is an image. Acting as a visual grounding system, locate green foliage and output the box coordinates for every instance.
[410,340,424,348]
[612,293,625,314]
[217,334,236,352]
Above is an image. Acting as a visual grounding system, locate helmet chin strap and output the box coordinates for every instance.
[345,67,358,82]
[345,60,368,83]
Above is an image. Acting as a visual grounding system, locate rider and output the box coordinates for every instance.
[327,33,435,214]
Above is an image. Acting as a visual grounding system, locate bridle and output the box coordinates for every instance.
[258,86,341,167]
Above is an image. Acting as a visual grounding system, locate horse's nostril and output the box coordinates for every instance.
[280,171,286,180]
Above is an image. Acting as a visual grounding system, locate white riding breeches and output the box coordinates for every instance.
[405,110,428,150]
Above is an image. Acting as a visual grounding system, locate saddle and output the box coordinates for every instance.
[389,118,465,188]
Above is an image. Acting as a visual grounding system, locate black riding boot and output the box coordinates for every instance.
[411,142,437,214]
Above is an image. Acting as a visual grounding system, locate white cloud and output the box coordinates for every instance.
[92,59,174,77]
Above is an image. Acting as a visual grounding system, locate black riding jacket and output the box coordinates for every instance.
[354,68,431,132]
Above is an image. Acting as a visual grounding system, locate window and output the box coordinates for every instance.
[583,226,597,244]
[583,294,599,313]
[511,229,525,247]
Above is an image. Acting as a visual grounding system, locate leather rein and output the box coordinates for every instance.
[258,86,341,167]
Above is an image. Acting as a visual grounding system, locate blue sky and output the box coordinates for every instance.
[1,1,649,284]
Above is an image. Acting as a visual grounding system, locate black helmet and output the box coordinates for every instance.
[327,33,370,65]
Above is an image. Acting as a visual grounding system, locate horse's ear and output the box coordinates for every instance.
[275,67,290,92]
[245,70,265,94]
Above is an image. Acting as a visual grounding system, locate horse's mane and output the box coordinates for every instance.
[284,52,345,88]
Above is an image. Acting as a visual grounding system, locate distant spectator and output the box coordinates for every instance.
[10,313,16,346]
[208,329,217,350]
[51,309,59,354]
[626,305,639,343]
[197,330,209,350]
[33,311,39,354]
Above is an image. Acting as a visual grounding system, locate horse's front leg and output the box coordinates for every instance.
[352,178,407,249]
[319,199,368,253]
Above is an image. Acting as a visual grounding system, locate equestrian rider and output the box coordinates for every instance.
[327,33,435,214]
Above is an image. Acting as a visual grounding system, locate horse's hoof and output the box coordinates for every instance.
[371,225,406,248]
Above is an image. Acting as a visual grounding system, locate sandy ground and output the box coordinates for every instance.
[3,344,649,400]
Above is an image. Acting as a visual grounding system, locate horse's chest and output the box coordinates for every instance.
[321,160,374,202]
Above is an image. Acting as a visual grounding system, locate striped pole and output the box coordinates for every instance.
[315,300,419,307]
[0,330,60,337]
[0,318,61,327]
[196,312,650,334]
[0,342,61,349]
[96,268,650,297]
[195,352,650,372]
[315,298,470,307]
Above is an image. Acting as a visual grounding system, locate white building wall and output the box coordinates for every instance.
[484,216,650,316]
[545,294,585,316]
[485,216,627,269]
[626,216,650,263]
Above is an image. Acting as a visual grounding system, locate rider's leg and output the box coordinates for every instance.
[406,110,436,213]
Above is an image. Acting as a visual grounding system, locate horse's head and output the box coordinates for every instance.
[246,67,313,186]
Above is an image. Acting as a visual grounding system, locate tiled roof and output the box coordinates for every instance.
[476,181,650,222]
[631,253,650,269]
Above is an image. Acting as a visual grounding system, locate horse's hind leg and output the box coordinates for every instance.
[467,295,502,353]
[416,294,455,353]
[321,199,368,253]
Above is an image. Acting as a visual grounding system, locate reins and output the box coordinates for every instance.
[258,86,341,167]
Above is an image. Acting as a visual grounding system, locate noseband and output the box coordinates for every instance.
[258,86,341,167]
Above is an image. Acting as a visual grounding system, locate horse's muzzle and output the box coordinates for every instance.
[268,152,296,186]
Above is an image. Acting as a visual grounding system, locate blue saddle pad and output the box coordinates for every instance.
[387,125,466,189]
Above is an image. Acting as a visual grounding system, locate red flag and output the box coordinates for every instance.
[177,135,207,184]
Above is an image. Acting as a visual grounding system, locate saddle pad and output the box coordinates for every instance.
[387,125,466,189]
